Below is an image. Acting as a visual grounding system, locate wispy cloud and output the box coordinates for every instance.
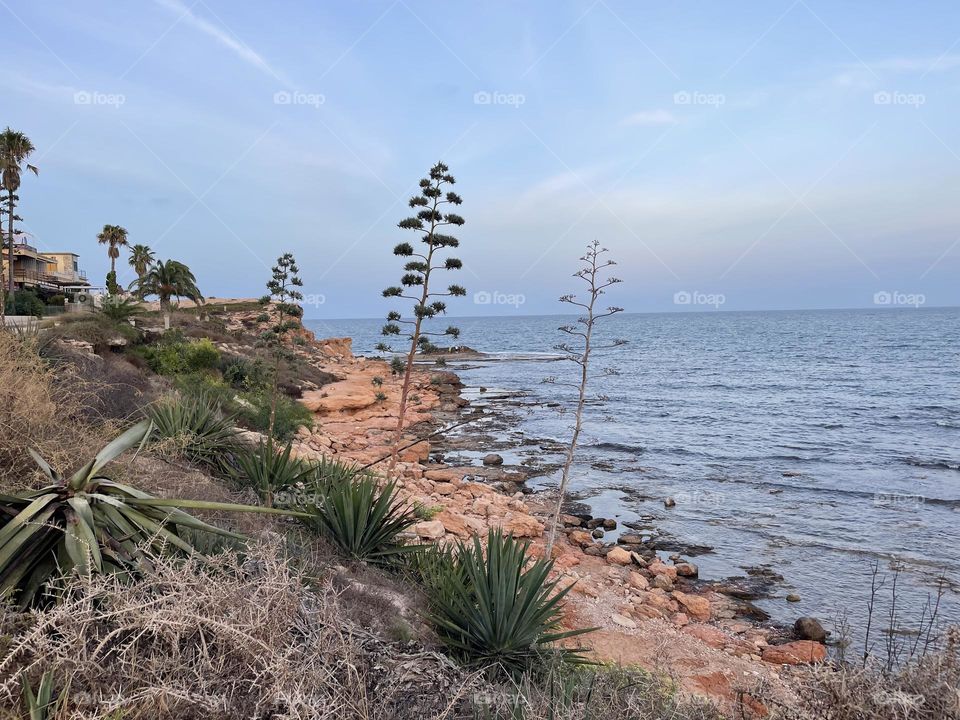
[152,0,291,86]
[621,109,677,127]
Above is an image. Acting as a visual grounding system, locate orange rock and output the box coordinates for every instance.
[437,510,485,538]
[554,552,582,569]
[500,512,543,538]
[568,530,594,547]
[682,624,729,649]
[432,482,456,495]
[761,641,826,665]
[648,561,678,579]
[424,469,462,483]
[413,520,445,540]
[606,547,633,565]
[628,571,649,591]
[673,591,711,621]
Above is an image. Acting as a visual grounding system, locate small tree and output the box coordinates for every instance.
[544,241,625,558]
[262,252,304,439]
[377,162,466,468]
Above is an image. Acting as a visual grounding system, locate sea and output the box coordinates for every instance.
[307,308,960,646]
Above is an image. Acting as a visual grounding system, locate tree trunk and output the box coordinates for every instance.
[389,183,441,471]
[545,261,599,559]
[161,298,171,330]
[5,189,14,316]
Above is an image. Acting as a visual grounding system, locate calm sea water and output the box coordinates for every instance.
[308,308,960,640]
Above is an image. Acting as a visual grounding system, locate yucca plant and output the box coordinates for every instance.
[425,530,593,676]
[303,473,418,564]
[146,392,240,471]
[0,421,300,606]
[21,670,58,720]
[231,437,315,507]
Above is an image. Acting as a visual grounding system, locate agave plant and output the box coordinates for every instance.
[231,437,315,507]
[0,421,299,606]
[146,392,240,471]
[303,472,418,564]
[21,671,57,720]
[424,529,592,675]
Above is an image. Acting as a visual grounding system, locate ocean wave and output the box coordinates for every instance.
[904,458,960,472]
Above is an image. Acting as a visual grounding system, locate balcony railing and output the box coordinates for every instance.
[13,269,81,288]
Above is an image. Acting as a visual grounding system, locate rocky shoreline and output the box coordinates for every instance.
[286,336,829,714]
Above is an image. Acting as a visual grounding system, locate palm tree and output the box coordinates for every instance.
[129,259,203,330]
[128,244,155,295]
[0,128,38,316]
[97,225,129,292]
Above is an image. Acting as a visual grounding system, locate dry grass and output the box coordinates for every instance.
[779,629,960,719]
[0,542,480,720]
[0,330,109,489]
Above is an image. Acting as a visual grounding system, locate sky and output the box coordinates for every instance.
[1,0,958,318]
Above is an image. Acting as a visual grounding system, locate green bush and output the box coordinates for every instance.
[302,473,418,565]
[421,530,591,675]
[46,294,66,307]
[4,290,44,317]
[139,338,220,376]
[220,355,268,391]
[185,338,220,370]
[140,343,188,375]
[240,391,313,442]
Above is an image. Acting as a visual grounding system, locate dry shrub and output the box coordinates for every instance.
[0,331,105,488]
[0,542,480,720]
[780,629,960,719]
[474,664,726,720]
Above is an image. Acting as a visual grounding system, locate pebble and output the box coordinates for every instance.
[786,593,801,602]
[611,613,637,629]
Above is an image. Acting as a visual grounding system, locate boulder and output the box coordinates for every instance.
[762,641,827,665]
[794,617,827,643]
[675,562,699,577]
[648,562,678,580]
[413,520,445,541]
[560,514,582,527]
[569,529,594,547]
[672,591,711,621]
[628,571,649,591]
[501,513,543,538]
[482,453,504,466]
[652,574,674,591]
[606,547,633,565]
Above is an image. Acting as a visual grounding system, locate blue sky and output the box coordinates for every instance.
[2,0,958,317]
